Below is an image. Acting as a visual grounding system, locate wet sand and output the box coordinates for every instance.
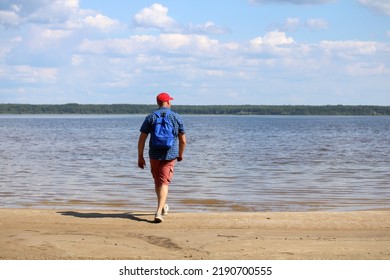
[0,208,389,260]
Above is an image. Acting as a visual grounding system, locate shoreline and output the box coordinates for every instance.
[1,208,389,260]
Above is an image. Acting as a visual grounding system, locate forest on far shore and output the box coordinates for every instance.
[1,103,390,115]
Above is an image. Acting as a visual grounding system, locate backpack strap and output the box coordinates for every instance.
[154,109,171,118]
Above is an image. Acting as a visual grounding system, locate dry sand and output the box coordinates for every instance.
[0,208,389,260]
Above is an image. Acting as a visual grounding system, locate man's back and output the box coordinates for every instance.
[140,107,185,160]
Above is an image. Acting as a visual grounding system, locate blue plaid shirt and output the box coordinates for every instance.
[140,107,186,160]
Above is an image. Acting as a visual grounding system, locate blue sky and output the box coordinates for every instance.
[0,0,389,105]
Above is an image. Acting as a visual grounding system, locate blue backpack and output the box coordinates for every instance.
[150,110,174,149]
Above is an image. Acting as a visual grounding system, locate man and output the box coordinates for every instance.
[138,92,186,223]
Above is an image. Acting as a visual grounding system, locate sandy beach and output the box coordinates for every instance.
[0,208,389,260]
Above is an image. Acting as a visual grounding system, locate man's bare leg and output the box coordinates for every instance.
[154,184,168,222]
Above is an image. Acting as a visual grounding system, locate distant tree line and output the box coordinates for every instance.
[1,103,390,115]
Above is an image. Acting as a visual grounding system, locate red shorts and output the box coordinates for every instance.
[150,159,176,186]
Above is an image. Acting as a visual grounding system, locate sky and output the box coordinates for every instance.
[0,0,389,105]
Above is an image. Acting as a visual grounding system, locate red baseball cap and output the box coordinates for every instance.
[156,92,174,103]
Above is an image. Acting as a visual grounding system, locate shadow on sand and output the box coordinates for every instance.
[57,211,155,223]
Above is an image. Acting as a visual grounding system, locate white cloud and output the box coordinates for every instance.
[264,30,295,44]
[318,40,389,78]
[306,18,328,30]
[321,40,379,56]
[7,65,58,83]
[206,70,225,77]
[78,34,222,56]
[62,10,123,33]
[133,3,177,32]
[278,17,328,32]
[359,0,390,16]
[39,28,72,41]
[159,34,192,49]
[19,26,72,50]
[79,35,154,55]
[0,0,119,33]
[0,2,389,105]
[188,21,230,34]
[0,9,21,26]
[250,0,333,5]
[1,1,122,67]
[346,62,386,76]
[27,0,78,23]
[71,55,83,66]
[3,30,389,103]
[10,36,22,43]
[285,18,301,31]
[82,13,120,32]
[250,30,295,48]
[0,0,79,26]
[5,25,74,67]
[133,4,229,35]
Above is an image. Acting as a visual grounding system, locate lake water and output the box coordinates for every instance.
[1,115,389,212]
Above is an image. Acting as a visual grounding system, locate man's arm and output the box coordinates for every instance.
[138,132,148,169]
[177,133,186,162]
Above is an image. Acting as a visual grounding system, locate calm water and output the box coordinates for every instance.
[1,115,389,212]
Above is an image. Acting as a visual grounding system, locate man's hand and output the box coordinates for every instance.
[138,157,146,169]
[178,133,186,163]
[138,132,148,169]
